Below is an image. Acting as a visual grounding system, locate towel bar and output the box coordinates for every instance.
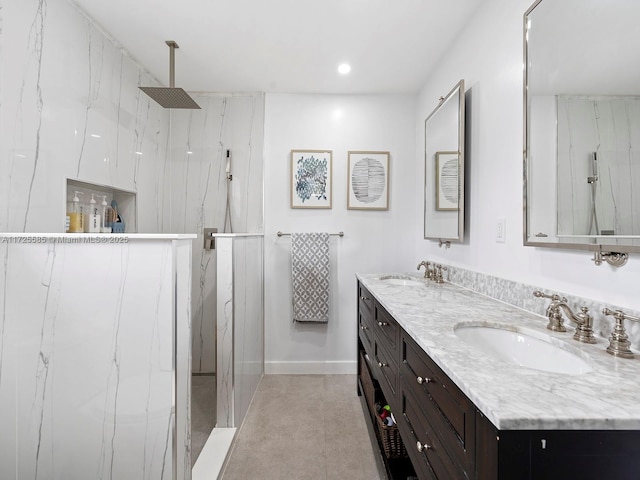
[277,231,344,237]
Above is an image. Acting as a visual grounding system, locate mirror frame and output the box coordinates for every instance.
[424,79,465,244]
[522,0,635,259]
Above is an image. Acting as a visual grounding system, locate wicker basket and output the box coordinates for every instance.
[376,414,408,458]
[359,350,407,459]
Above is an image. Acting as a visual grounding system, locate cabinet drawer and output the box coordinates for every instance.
[373,303,399,357]
[373,339,399,409]
[401,332,475,476]
[358,283,374,319]
[397,384,461,480]
[358,310,374,355]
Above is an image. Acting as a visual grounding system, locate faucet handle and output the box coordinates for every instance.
[532,290,567,332]
[572,306,596,344]
[603,308,638,358]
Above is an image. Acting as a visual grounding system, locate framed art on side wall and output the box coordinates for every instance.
[347,151,389,210]
[290,150,332,208]
[435,151,459,211]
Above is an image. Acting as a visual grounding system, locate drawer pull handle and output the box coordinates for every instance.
[360,296,370,301]
[378,361,387,368]
[416,441,432,453]
[360,325,368,330]
[378,321,389,327]
[416,376,432,385]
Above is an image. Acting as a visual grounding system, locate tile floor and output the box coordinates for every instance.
[191,374,216,464]
[220,375,385,480]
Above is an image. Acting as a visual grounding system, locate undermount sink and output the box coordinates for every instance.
[453,323,593,375]
[378,275,424,287]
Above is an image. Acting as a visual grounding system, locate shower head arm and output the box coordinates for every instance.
[166,40,179,88]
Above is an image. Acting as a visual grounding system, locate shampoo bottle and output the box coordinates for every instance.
[67,191,84,233]
[85,193,101,233]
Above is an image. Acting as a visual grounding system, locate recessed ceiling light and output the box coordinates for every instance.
[337,63,351,75]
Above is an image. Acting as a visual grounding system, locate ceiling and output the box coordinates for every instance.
[70,0,482,95]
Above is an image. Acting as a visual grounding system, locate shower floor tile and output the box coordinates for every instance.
[191,374,216,464]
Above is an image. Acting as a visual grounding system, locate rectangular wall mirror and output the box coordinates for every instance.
[524,0,640,257]
[424,79,465,243]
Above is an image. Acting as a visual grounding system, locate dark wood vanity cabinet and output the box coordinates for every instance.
[476,422,640,480]
[356,281,640,480]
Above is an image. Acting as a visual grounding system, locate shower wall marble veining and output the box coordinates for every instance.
[0,236,193,480]
[170,94,265,374]
[0,0,266,478]
[557,96,640,237]
[0,0,171,234]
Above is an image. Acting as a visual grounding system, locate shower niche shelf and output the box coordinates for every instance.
[66,179,137,233]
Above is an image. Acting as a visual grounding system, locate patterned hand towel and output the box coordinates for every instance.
[291,233,330,323]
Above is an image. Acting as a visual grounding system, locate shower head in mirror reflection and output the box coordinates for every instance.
[523,0,639,264]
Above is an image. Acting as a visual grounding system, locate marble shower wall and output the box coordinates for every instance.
[0,0,171,234]
[557,96,640,237]
[0,237,192,480]
[170,94,265,373]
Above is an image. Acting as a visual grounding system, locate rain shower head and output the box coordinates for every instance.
[139,41,201,109]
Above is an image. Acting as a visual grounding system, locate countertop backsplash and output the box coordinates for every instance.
[442,264,640,351]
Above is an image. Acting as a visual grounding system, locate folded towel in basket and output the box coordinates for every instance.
[291,232,330,323]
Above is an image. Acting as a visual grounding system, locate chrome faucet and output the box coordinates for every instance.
[417,261,433,280]
[603,308,640,359]
[533,291,596,343]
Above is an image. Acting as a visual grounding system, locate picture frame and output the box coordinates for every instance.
[347,151,390,210]
[290,150,332,209]
[435,151,459,211]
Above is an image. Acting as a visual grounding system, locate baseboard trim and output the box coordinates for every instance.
[265,361,356,375]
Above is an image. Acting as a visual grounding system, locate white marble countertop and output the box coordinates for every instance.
[357,272,640,431]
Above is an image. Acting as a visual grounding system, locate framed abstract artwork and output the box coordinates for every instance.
[290,150,332,208]
[347,151,389,210]
[435,151,459,211]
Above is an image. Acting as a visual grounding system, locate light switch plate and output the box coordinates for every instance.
[496,217,506,243]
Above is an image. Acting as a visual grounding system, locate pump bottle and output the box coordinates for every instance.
[84,193,101,233]
[67,191,84,233]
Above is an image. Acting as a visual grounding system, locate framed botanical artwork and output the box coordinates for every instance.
[435,151,459,211]
[347,151,389,210]
[290,150,332,208]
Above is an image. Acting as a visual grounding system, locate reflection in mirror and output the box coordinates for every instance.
[424,80,465,243]
[524,0,640,255]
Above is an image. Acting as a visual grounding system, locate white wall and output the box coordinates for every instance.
[264,94,416,373]
[414,0,640,311]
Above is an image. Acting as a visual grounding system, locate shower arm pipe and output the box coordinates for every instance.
[277,231,344,237]
[167,40,178,88]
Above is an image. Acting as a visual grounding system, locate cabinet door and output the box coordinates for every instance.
[358,282,374,320]
[401,332,475,477]
[397,378,461,480]
[372,337,399,411]
[358,310,374,355]
[373,303,399,358]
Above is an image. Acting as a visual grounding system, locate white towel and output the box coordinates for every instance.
[291,233,330,323]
